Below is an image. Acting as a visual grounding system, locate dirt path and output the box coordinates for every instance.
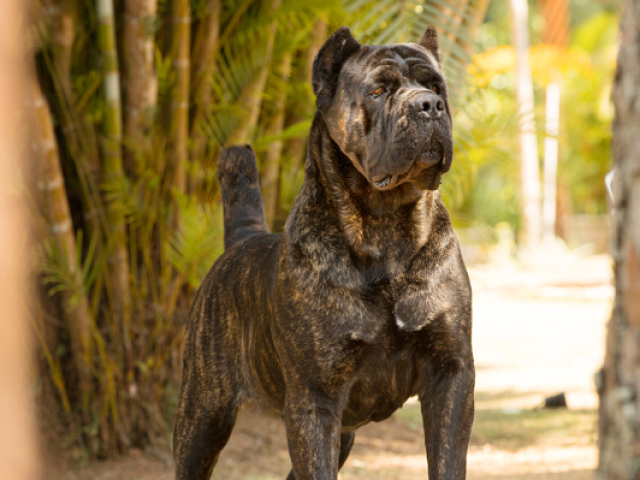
[49,253,611,480]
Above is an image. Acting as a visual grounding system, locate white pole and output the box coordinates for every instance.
[509,0,542,251]
[543,83,560,244]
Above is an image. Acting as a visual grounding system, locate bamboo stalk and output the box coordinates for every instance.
[169,0,190,198]
[49,0,105,245]
[262,51,291,229]
[191,0,221,111]
[224,0,280,146]
[31,76,93,414]
[50,0,75,97]
[189,0,221,167]
[96,0,133,374]
[123,0,158,176]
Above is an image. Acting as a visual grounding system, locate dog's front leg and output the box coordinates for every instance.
[283,389,346,480]
[418,354,474,479]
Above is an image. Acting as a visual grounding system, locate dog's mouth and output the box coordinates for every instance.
[416,145,443,168]
[374,175,393,188]
[411,144,444,190]
[372,144,445,191]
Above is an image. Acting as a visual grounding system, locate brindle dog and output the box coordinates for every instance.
[174,26,474,480]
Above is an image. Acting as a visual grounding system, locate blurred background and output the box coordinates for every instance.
[0,0,629,478]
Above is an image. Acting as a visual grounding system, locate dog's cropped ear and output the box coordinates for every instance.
[418,26,440,64]
[312,27,361,111]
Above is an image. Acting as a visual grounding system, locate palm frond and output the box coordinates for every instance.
[167,195,224,287]
[39,231,100,313]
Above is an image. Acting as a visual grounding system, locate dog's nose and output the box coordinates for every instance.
[413,95,445,118]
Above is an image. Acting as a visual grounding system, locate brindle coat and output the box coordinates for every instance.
[174,26,474,480]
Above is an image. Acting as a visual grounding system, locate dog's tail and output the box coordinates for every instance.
[217,145,270,250]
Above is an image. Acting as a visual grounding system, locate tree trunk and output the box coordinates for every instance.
[262,51,292,228]
[224,0,280,146]
[123,0,157,176]
[96,0,132,375]
[189,0,221,169]
[509,0,542,251]
[31,75,94,414]
[169,0,190,200]
[598,0,640,478]
[0,1,40,477]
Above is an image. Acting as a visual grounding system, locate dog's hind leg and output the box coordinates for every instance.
[173,301,245,480]
[284,431,355,480]
[173,382,241,480]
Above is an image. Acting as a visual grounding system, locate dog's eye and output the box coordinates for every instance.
[369,87,385,99]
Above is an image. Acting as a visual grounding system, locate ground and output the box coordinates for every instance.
[49,250,611,480]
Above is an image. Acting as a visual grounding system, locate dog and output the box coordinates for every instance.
[173,26,474,480]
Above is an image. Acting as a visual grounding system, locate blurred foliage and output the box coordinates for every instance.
[452,1,618,239]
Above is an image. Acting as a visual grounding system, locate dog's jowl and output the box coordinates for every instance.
[174,26,474,480]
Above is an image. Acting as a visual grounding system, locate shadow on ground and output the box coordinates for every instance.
[49,401,597,480]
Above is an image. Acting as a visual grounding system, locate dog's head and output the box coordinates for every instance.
[312,27,452,192]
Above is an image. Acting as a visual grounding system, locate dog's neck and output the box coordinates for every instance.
[305,113,437,257]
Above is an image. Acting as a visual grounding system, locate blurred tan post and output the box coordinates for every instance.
[0,0,39,478]
[509,0,542,251]
[538,0,570,48]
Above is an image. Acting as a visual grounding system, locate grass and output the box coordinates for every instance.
[392,401,597,451]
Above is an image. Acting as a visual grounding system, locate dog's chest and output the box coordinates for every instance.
[341,263,424,421]
[342,333,420,429]
[348,248,428,334]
